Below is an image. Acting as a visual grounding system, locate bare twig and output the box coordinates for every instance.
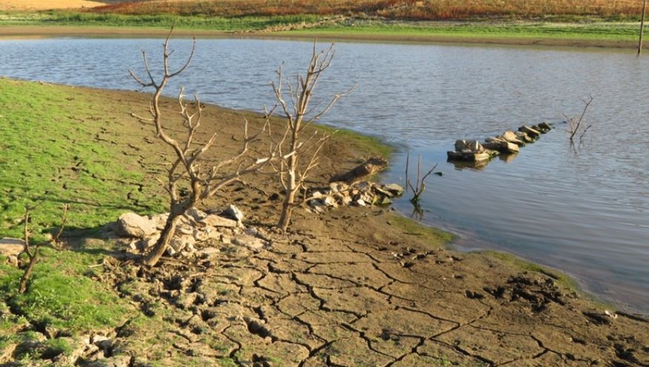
[19,204,68,294]
[405,152,439,205]
[565,95,594,146]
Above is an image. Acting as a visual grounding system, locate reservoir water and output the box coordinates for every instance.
[1,38,647,313]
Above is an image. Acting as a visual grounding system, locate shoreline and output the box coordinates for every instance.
[0,24,640,50]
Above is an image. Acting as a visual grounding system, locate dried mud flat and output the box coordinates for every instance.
[88,205,649,367]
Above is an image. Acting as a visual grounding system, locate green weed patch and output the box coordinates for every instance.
[0,79,166,239]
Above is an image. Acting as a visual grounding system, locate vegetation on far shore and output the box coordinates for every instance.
[0,0,646,45]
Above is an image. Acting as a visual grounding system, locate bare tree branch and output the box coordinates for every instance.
[129,27,273,266]
[271,42,351,231]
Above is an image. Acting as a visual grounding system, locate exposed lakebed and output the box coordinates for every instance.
[1,38,647,313]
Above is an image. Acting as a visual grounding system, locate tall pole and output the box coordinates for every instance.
[639,0,648,56]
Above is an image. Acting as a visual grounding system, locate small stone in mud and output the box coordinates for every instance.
[465,290,485,300]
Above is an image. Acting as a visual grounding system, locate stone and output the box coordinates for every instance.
[185,207,208,222]
[537,121,553,132]
[447,151,492,162]
[168,235,196,256]
[323,195,338,208]
[0,238,24,256]
[485,136,506,143]
[116,213,158,238]
[373,195,392,206]
[373,185,395,198]
[329,182,349,193]
[309,200,326,213]
[454,139,484,153]
[382,183,405,197]
[519,125,541,139]
[200,214,238,228]
[329,156,389,184]
[515,131,534,143]
[483,140,519,154]
[502,131,525,146]
[139,233,160,251]
[340,193,352,206]
[151,213,169,230]
[223,204,244,225]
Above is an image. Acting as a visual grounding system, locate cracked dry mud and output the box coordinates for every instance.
[96,207,649,367]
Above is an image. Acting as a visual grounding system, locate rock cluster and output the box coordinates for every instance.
[306,181,405,213]
[447,122,552,163]
[107,205,269,256]
[107,181,404,258]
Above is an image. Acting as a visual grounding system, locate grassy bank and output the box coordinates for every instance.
[0,79,167,240]
[0,10,643,48]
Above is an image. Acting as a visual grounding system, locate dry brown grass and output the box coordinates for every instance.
[0,0,107,11]
[88,0,643,20]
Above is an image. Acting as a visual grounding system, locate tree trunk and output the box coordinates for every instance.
[18,250,38,294]
[278,188,296,232]
[278,146,298,231]
[142,213,180,267]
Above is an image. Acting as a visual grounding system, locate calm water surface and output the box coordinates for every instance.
[1,38,647,313]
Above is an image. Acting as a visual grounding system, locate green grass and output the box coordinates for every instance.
[0,11,322,32]
[0,247,134,335]
[322,125,394,159]
[482,250,583,292]
[0,79,166,240]
[1,10,642,44]
[389,213,457,247]
[290,19,641,42]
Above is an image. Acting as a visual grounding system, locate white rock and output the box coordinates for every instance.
[151,213,169,230]
[116,213,157,238]
[185,207,208,222]
[323,195,338,208]
[139,233,160,251]
[168,235,196,255]
[224,205,245,224]
[200,214,238,228]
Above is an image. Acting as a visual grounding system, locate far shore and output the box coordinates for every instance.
[0,24,641,50]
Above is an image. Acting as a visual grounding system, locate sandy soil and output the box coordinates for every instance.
[5,85,644,366]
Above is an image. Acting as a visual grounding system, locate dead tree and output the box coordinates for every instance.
[565,95,594,147]
[405,152,439,205]
[270,43,354,231]
[130,28,272,266]
[19,205,68,294]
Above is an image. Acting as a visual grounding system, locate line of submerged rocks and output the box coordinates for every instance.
[447,122,553,163]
